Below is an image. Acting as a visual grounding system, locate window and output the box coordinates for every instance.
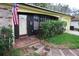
[33,15,39,30]
[33,15,39,21]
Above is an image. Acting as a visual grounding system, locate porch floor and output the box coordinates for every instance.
[13,36,40,48]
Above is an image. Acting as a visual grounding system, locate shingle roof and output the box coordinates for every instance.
[72,16,79,21]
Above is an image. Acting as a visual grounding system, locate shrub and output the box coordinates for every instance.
[37,20,67,39]
[0,27,13,55]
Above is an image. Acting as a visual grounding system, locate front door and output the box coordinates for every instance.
[19,15,27,35]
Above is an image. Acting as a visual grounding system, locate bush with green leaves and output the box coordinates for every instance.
[37,20,67,39]
[0,27,13,55]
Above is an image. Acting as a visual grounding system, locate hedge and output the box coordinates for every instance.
[37,20,67,39]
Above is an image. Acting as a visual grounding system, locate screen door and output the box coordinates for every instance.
[19,15,27,35]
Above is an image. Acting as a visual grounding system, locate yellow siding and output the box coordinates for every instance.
[59,16,71,32]
[0,3,12,10]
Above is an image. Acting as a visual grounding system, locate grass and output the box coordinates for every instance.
[47,33,79,48]
[7,48,40,56]
[8,48,23,56]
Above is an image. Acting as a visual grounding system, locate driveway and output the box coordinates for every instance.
[67,30,79,36]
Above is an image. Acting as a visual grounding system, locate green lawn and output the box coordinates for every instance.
[47,33,79,48]
[8,48,23,56]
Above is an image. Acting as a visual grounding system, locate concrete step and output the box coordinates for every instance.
[48,48,62,56]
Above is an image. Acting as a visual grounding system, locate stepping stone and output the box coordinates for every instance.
[47,49,53,56]
[35,46,48,56]
[61,49,74,56]
[71,49,79,56]
[49,48,62,56]
[59,49,65,56]
[29,43,43,48]
[35,46,45,53]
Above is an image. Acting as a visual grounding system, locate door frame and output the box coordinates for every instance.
[14,12,29,39]
[18,12,34,36]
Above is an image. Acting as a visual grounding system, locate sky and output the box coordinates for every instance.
[50,0,79,10]
[1,0,79,9]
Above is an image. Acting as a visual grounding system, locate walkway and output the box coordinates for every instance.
[20,42,79,56]
[47,48,79,56]
[13,36,79,56]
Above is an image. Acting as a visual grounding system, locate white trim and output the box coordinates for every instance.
[12,15,15,44]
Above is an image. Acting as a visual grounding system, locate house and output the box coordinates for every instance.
[0,3,72,43]
[70,16,79,31]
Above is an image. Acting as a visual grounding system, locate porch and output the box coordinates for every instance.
[13,36,41,48]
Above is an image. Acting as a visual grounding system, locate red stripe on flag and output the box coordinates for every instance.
[12,4,19,25]
[16,6,19,25]
[15,7,19,25]
[12,7,17,25]
[14,7,17,25]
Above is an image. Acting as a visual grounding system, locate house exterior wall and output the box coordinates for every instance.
[0,4,15,44]
[71,21,79,29]
[0,3,72,44]
[18,4,72,32]
[0,4,12,28]
[0,3,72,33]
[59,16,71,32]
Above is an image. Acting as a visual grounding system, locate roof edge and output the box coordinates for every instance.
[19,3,72,17]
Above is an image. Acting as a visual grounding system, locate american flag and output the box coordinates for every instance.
[12,3,19,25]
